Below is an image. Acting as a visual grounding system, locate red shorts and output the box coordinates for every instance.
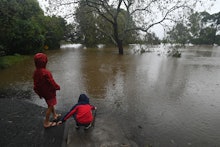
[45,98,57,107]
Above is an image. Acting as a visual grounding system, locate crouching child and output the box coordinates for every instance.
[57,94,97,130]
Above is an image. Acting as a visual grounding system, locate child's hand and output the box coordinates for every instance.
[57,121,62,125]
[94,107,97,110]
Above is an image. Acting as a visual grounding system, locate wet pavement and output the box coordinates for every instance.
[61,98,139,147]
[64,105,138,147]
[0,98,65,147]
[0,98,138,147]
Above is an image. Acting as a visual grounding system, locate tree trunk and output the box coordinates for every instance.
[117,39,123,55]
[113,21,124,55]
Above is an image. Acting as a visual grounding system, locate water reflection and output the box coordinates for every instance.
[0,45,220,146]
[81,49,130,99]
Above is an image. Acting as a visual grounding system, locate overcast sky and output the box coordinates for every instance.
[147,0,220,39]
[151,0,220,39]
[198,0,220,14]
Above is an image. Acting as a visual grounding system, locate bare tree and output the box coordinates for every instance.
[44,0,213,54]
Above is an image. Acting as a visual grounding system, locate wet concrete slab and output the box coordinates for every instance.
[0,98,65,147]
[64,110,138,147]
[0,97,138,147]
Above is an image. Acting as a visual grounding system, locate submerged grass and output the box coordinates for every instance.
[0,54,29,69]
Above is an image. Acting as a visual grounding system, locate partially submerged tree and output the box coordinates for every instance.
[45,0,213,54]
[74,0,138,47]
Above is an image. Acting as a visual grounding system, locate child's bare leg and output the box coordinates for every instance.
[51,106,56,118]
[44,106,53,125]
[52,106,60,119]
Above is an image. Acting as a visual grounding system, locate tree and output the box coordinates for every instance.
[144,33,160,45]
[63,24,80,43]
[187,12,202,39]
[0,0,45,54]
[199,27,216,44]
[74,0,138,47]
[187,11,219,45]
[0,0,67,55]
[167,22,190,44]
[201,12,220,45]
[42,16,67,49]
[46,0,211,54]
[75,0,100,47]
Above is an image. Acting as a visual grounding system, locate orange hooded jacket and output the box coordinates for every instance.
[33,53,60,100]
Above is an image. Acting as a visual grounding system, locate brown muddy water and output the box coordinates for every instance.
[0,44,220,146]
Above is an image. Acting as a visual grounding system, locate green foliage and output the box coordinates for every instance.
[0,0,45,55]
[189,11,218,45]
[167,23,190,44]
[0,54,29,69]
[42,16,67,49]
[74,0,99,47]
[74,0,138,47]
[0,0,67,55]
[143,33,160,45]
[191,27,216,44]
[167,11,220,45]
[188,12,202,38]
[215,35,220,45]
[94,8,138,45]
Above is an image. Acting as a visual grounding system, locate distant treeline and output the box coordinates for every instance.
[165,11,220,45]
[0,0,219,56]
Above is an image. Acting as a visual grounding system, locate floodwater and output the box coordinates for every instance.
[0,44,220,146]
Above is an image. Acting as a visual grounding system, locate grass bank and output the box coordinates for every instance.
[0,54,29,69]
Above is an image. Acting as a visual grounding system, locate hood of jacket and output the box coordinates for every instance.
[34,53,48,69]
[78,94,89,104]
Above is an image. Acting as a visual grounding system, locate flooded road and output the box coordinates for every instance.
[0,45,220,146]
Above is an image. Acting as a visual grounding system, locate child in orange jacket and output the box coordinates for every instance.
[58,94,96,130]
[33,53,61,128]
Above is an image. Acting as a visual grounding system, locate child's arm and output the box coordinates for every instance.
[90,105,97,110]
[33,81,42,98]
[59,106,78,124]
[45,72,60,90]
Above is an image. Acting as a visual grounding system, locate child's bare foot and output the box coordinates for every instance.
[54,113,61,120]
[57,121,62,125]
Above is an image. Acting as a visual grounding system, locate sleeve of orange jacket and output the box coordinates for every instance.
[33,72,42,98]
[33,85,42,98]
[45,71,60,90]
[61,107,77,122]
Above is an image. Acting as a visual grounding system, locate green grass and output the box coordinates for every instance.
[0,54,29,69]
